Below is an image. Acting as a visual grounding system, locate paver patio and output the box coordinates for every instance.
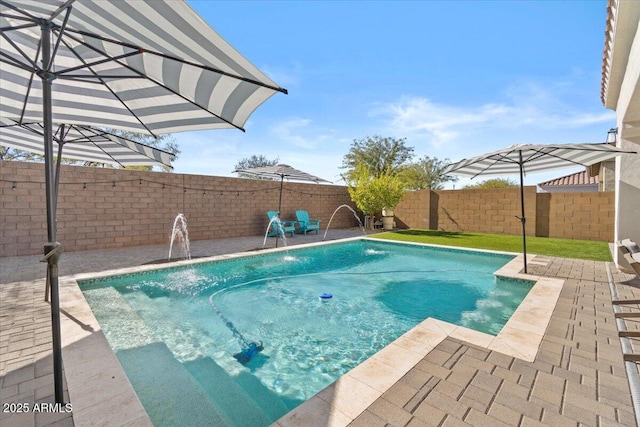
[1,231,639,426]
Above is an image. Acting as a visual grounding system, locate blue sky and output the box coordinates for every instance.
[173,0,614,188]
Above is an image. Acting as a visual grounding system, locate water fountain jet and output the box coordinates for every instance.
[323,204,366,240]
[168,213,191,261]
[263,215,288,248]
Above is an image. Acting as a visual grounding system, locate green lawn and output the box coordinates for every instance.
[370,229,612,262]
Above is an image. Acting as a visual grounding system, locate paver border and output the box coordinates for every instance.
[57,238,563,426]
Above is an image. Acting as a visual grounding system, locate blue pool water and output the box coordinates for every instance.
[79,239,532,426]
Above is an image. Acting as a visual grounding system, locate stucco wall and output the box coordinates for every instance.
[615,139,640,247]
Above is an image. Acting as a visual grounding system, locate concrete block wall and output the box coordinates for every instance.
[395,187,614,242]
[0,161,357,257]
[1,160,616,257]
[396,187,537,236]
[536,192,615,241]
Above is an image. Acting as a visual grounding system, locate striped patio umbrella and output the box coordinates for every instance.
[234,163,331,215]
[0,0,286,403]
[443,143,637,273]
[233,164,330,247]
[0,120,175,168]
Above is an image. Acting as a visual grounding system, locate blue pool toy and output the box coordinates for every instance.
[319,293,333,301]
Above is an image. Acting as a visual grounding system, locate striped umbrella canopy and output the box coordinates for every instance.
[442,143,634,178]
[443,143,637,273]
[234,163,331,184]
[0,0,286,404]
[0,0,287,134]
[234,162,330,212]
[0,120,175,168]
[233,164,330,247]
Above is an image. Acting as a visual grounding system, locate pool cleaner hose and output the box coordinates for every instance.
[209,296,263,364]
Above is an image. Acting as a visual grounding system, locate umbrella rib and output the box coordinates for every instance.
[0,1,39,22]
[46,0,77,24]
[0,21,39,32]
[61,31,244,133]
[72,125,126,168]
[56,75,146,83]
[58,37,158,138]
[527,147,592,167]
[0,27,42,126]
[63,27,288,94]
[0,32,38,69]
[55,51,142,76]
[47,6,73,72]
[75,124,176,158]
[466,153,519,179]
[0,53,35,72]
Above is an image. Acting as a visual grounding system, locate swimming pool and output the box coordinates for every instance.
[79,239,532,427]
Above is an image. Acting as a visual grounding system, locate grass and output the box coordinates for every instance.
[370,229,612,262]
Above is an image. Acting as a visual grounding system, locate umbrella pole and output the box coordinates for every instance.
[45,140,64,303]
[518,152,528,274]
[41,23,65,404]
[275,176,284,248]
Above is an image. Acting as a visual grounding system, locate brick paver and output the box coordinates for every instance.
[2,236,639,426]
[350,257,640,427]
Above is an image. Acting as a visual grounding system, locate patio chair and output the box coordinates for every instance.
[267,211,295,238]
[618,239,640,255]
[295,210,321,235]
[624,252,640,277]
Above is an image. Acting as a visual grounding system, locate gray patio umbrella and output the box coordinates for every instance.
[233,164,330,246]
[234,163,331,215]
[0,0,286,403]
[0,120,175,169]
[0,119,175,303]
[442,143,637,274]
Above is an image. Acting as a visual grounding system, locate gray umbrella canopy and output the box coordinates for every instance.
[234,163,331,212]
[234,164,330,247]
[0,0,286,403]
[0,120,175,168]
[443,143,637,273]
[234,163,332,185]
[0,0,287,134]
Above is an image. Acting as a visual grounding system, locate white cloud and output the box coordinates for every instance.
[370,81,615,152]
[370,97,512,147]
[268,117,339,150]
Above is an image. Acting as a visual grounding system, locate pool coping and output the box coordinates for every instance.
[57,237,563,427]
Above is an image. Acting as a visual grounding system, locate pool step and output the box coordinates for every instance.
[117,342,234,427]
[233,369,304,416]
[184,358,276,426]
[82,286,157,351]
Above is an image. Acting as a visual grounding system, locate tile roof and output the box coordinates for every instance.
[601,0,616,104]
[538,169,598,187]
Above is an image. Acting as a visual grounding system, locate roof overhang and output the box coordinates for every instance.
[601,0,640,142]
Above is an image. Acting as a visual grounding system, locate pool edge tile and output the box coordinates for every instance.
[274,254,565,426]
[59,278,152,427]
[62,239,562,427]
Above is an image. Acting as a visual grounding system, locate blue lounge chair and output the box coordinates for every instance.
[295,210,321,235]
[267,211,295,237]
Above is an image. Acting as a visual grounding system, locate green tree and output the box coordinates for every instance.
[347,165,405,227]
[401,156,458,190]
[341,136,414,180]
[234,155,279,179]
[464,178,518,189]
